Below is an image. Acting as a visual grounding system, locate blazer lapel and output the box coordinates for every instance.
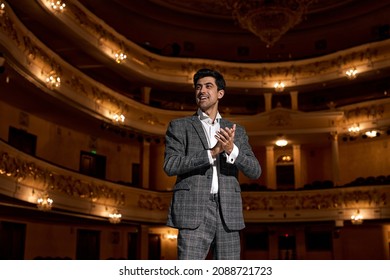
[190,115,209,149]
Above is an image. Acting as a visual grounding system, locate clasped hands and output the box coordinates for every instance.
[210,124,236,158]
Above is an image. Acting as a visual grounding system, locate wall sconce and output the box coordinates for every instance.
[345,67,358,80]
[348,123,360,135]
[163,231,178,241]
[50,1,66,11]
[37,192,53,211]
[351,209,363,225]
[0,167,11,176]
[113,113,125,123]
[364,130,379,138]
[274,81,285,92]
[277,155,293,163]
[108,210,122,224]
[45,71,61,89]
[0,2,5,15]
[115,51,127,63]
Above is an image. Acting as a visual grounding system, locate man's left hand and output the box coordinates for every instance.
[215,124,236,155]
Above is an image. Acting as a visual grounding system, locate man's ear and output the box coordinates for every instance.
[218,89,225,99]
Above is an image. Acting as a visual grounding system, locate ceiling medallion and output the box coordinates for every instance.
[217,0,314,47]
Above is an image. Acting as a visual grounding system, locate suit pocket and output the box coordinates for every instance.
[172,180,192,209]
[173,180,191,191]
[170,180,199,229]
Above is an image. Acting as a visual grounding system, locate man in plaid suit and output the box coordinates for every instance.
[164,68,261,259]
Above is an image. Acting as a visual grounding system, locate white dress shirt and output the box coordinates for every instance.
[198,109,239,194]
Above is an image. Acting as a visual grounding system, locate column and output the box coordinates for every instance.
[264,93,273,112]
[330,132,340,186]
[290,91,298,110]
[141,86,151,104]
[139,225,149,260]
[293,144,302,189]
[266,146,276,189]
[139,140,150,189]
[140,87,151,189]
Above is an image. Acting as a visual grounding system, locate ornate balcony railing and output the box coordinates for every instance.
[1,140,389,224]
[1,0,390,139]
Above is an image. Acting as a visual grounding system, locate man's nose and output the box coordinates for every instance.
[199,85,207,93]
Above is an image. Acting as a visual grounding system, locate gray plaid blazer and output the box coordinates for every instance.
[164,114,261,231]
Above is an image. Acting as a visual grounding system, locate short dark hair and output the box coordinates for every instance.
[193,68,226,91]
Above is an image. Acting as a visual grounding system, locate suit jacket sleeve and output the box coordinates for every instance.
[163,117,211,177]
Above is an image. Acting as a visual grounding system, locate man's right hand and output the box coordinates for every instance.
[210,142,223,158]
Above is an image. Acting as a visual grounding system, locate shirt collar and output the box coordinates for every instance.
[197,108,221,124]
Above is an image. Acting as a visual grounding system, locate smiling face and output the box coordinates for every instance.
[195,76,224,118]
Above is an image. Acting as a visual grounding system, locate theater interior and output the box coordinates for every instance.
[0,0,390,259]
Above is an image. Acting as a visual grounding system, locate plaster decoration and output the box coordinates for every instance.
[242,187,388,212]
[0,149,125,207]
[267,110,292,127]
[344,104,385,123]
[138,194,168,211]
[18,111,29,127]
[68,75,88,96]
[139,113,165,127]
[0,9,19,46]
[21,34,63,78]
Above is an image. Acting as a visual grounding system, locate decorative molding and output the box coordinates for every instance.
[267,110,293,127]
[0,140,172,222]
[242,188,388,212]
[343,104,385,123]
[36,0,390,88]
[138,194,168,211]
[0,149,125,207]
[1,141,390,223]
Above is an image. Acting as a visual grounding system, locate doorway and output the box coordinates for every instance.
[79,151,106,179]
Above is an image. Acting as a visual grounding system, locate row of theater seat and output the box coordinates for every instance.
[343,175,390,187]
